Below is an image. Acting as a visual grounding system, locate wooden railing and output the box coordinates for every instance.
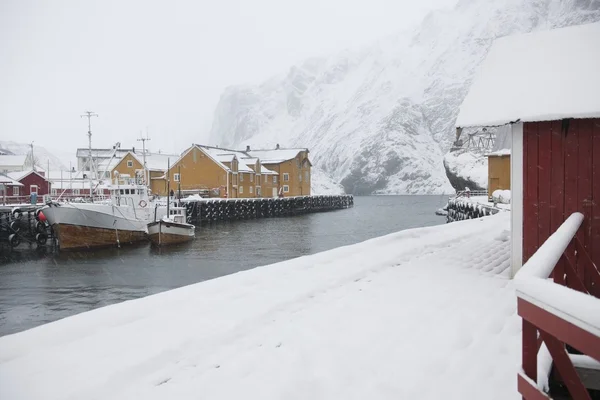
[515,212,600,399]
[454,189,488,198]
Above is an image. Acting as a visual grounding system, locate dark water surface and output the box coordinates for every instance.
[0,195,447,336]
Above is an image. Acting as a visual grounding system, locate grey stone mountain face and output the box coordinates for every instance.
[209,0,600,195]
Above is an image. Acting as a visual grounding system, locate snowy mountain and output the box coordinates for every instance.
[209,0,600,194]
[0,141,70,171]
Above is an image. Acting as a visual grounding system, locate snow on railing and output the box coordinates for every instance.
[516,213,584,280]
[515,212,600,399]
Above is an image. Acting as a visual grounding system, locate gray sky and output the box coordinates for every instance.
[1,0,456,159]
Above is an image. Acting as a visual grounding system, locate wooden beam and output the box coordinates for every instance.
[523,319,538,381]
[517,298,600,361]
[540,331,591,400]
[518,372,552,400]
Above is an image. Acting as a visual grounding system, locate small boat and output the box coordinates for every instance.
[147,206,195,246]
[147,158,195,246]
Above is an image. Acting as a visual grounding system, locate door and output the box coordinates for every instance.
[272,188,277,198]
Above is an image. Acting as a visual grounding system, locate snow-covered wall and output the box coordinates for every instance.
[209,0,600,195]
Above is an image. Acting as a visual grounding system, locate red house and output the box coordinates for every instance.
[456,22,600,399]
[7,170,50,201]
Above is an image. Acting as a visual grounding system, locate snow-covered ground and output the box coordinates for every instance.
[0,213,521,400]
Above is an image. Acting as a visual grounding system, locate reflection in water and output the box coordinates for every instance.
[0,195,447,336]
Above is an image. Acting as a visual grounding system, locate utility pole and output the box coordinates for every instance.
[81,111,98,198]
[137,129,151,186]
[29,142,35,171]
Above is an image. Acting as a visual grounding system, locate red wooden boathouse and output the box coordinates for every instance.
[456,22,600,399]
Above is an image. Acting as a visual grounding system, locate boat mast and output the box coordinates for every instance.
[166,158,170,219]
[137,129,150,186]
[81,111,98,199]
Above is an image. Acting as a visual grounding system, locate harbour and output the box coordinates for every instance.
[0,195,445,337]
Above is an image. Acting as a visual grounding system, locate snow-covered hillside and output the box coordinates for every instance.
[0,141,70,171]
[209,0,600,194]
[311,167,345,195]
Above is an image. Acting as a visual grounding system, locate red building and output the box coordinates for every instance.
[7,170,50,202]
[456,22,600,399]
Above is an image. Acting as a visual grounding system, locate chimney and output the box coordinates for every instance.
[276,143,280,150]
[246,145,251,152]
[132,147,135,153]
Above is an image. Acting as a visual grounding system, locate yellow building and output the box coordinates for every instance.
[110,144,310,199]
[248,146,311,197]
[487,150,511,197]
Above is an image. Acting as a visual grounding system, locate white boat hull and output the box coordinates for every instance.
[147,220,195,246]
[42,203,152,250]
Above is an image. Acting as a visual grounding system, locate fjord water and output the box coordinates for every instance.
[0,195,447,336]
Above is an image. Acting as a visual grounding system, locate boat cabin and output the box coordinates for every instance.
[109,174,150,208]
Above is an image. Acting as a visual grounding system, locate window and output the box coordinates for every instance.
[239,186,243,194]
[120,189,125,195]
[174,173,180,182]
[73,189,80,195]
[127,160,133,167]
[51,188,58,195]
[250,174,254,182]
[273,176,277,184]
[249,186,253,194]
[30,185,38,194]
[240,173,244,182]
[283,185,289,193]
[299,173,302,182]
[256,175,260,185]
[283,173,289,182]
[13,186,19,196]
[305,171,309,181]
[256,186,261,196]
[264,175,269,183]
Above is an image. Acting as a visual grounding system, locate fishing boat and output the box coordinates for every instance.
[147,205,195,246]
[42,175,167,250]
[147,158,195,246]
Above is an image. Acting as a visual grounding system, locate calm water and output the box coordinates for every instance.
[0,195,447,336]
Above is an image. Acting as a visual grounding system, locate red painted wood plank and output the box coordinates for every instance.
[577,119,594,283]
[517,297,600,361]
[537,121,552,247]
[592,118,600,275]
[564,119,580,275]
[523,319,538,381]
[541,331,592,400]
[524,122,540,263]
[523,122,529,263]
[517,373,551,400]
[550,120,566,281]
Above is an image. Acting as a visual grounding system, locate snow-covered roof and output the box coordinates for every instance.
[456,22,600,128]
[0,155,27,167]
[260,166,278,175]
[0,175,24,186]
[76,148,133,158]
[6,170,47,181]
[486,149,511,157]
[247,148,307,164]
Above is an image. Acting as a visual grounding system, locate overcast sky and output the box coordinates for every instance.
[1,0,456,159]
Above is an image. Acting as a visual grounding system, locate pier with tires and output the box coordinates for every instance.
[183,195,354,224]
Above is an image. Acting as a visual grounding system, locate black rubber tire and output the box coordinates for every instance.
[36,221,46,233]
[10,220,20,232]
[36,233,48,245]
[9,233,20,248]
[12,208,23,220]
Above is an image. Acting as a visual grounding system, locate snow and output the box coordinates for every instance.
[0,213,523,400]
[444,150,488,189]
[457,22,600,128]
[208,1,600,194]
[492,190,511,204]
[0,175,23,187]
[0,155,27,167]
[247,148,307,164]
[310,167,345,195]
[515,211,600,336]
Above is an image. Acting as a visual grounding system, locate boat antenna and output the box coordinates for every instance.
[81,111,98,199]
